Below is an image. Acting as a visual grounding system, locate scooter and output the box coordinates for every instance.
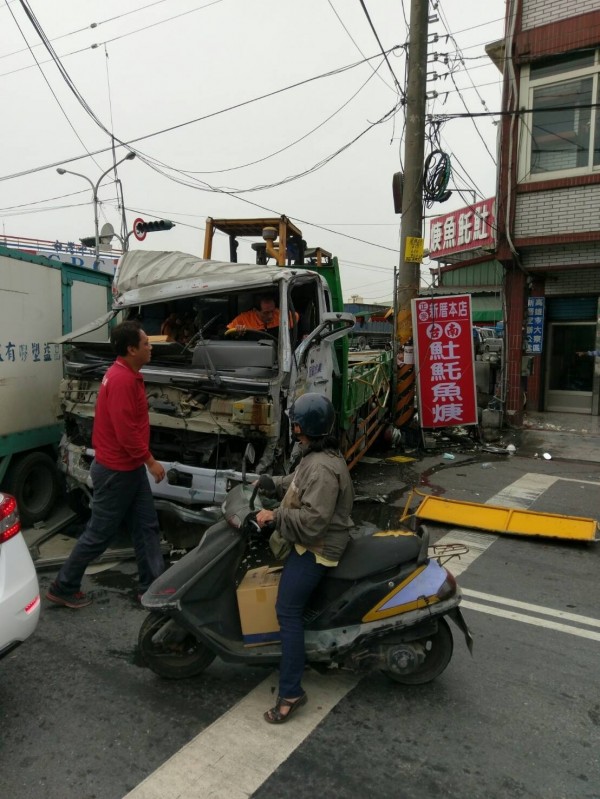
[138,476,473,684]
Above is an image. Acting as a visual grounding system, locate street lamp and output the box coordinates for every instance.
[56,151,136,264]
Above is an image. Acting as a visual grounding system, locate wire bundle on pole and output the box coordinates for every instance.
[423,149,452,207]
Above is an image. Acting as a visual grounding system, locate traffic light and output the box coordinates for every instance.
[135,219,175,234]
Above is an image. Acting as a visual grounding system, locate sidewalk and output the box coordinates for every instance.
[517,411,600,463]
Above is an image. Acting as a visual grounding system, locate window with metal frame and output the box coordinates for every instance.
[519,49,600,179]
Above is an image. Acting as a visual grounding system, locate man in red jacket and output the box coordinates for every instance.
[46,321,165,609]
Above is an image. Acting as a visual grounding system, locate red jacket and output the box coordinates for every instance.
[92,358,152,471]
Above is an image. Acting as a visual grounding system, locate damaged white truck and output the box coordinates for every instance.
[57,217,392,548]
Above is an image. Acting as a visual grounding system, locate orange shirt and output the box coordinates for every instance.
[227,308,298,331]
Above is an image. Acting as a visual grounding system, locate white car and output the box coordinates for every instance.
[478,327,503,354]
[0,492,40,659]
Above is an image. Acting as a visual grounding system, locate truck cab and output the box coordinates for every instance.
[57,217,391,546]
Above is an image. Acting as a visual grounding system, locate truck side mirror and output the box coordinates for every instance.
[295,312,356,367]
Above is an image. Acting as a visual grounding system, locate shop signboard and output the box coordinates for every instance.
[429,197,495,259]
[412,294,478,428]
[525,297,545,354]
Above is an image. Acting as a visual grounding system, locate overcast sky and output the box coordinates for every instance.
[0,0,505,302]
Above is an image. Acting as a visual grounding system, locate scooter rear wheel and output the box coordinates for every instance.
[138,613,215,679]
[382,617,454,685]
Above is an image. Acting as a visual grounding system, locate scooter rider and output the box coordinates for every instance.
[256,393,354,724]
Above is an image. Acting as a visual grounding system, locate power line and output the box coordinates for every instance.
[0,187,89,211]
[148,99,403,195]
[431,102,600,120]
[0,0,187,62]
[0,46,403,183]
[7,1,105,172]
[180,62,385,175]
[0,0,225,80]
[358,0,405,99]
[436,2,499,148]
[326,0,399,94]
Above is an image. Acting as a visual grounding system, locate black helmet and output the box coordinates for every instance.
[289,393,335,437]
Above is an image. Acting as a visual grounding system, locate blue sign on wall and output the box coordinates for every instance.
[525,297,545,354]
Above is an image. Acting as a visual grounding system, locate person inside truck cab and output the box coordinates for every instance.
[160,312,182,341]
[226,293,298,336]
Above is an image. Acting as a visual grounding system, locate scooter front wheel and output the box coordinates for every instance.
[382,617,454,685]
[138,613,215,680]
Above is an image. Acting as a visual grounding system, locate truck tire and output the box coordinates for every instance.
[357,336,367,351]
[6,451,60,526]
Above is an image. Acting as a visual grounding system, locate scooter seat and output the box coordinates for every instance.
[330,532,422,581]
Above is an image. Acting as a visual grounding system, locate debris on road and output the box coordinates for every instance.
[413,494,598,542]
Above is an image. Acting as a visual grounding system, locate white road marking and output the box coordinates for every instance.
[123,670,358,799]
[553,476,600,486]
[462,588,600,629]
[489,472,558,508]
[461,601,600,643]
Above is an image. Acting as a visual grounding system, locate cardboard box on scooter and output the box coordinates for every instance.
[236,566,282,646]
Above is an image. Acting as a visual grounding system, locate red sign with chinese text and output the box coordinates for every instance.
[412,295,478,428]
[429,197,495,259]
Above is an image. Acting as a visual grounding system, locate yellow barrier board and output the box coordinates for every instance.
[416,495,598,542]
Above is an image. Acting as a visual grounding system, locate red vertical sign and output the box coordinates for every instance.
[411,294,477,428]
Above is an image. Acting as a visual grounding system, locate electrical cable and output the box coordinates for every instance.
[326,0,400,95]
[178,60,386,175]
[358,0,406,100]
[0,43,402,183]
[0,0,186,61]
[423,149,452,208]
[6,0,104,172]
[137,98,403,196]
[0,1,225,80]
[435,3,499,131]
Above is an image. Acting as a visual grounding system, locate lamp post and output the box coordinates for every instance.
[57,151,136,265]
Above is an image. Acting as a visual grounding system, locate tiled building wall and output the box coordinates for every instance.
[542,266,600,295]
[521,0,599,30]
[514,186,600,237]
[521,242,600,270]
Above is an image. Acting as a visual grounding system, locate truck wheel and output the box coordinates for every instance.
[357,336,367,351]
[138,613,215,679]
[6,451,60,526]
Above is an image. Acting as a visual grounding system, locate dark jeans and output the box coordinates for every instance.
[275,547,327,698]
[56,461,164,594]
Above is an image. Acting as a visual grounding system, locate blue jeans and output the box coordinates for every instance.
[56,461,164,594]
[275,547,327,698]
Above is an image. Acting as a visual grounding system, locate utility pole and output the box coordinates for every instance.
[395,0,429,428]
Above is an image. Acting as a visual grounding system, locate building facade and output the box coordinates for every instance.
[495,0,600,421]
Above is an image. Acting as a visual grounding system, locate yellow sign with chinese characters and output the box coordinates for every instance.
[404,236,424,263]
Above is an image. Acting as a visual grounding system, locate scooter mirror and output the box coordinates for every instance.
[241,443,256,485]
[257,474,276,493]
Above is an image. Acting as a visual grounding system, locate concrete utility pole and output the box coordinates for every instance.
[395,0,429,427]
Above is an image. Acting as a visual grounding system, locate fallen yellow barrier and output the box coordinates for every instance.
[413,494,598,542]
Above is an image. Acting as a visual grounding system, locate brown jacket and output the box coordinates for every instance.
[272,448,354,563]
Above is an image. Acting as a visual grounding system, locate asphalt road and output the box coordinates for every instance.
[2,450,600,799]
